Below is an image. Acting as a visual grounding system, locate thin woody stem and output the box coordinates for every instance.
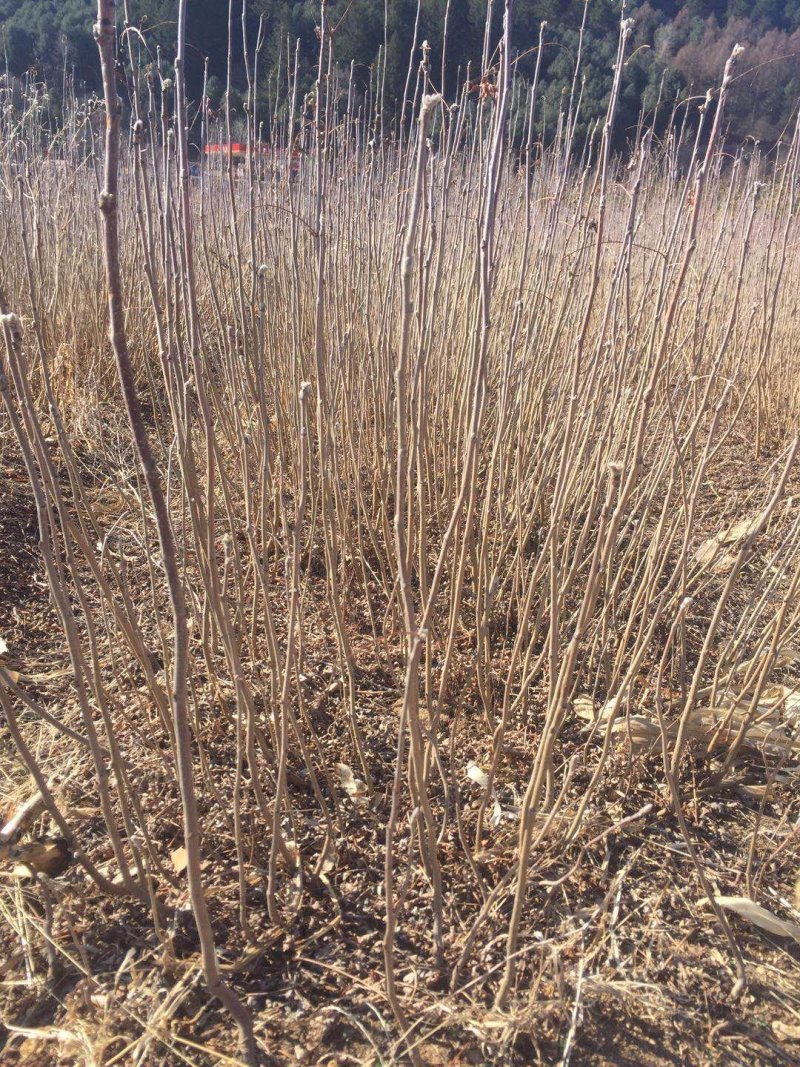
[93,2,257,1061]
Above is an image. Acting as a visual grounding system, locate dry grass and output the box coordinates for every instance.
[1,8,800,1065]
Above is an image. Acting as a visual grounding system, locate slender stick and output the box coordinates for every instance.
[93,3,257,1061]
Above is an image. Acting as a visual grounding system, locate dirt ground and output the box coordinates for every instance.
[1,440,800,1067]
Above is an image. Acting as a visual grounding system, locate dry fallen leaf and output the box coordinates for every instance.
[712,552,737,574]
[589,690,800,760]
[721,514,763,543]
[699,895,800,942]
[775,646,800,669]
[694,538,720,568]
[772,1020,800,1043]
[694,513,764,568]
[170,846,188,874]
[111,866,141,888]
[574,695,595,721]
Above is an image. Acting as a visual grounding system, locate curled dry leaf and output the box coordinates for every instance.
[721,514,764,543]
[699,895,800,942]
[694,512,765,568]
[706,646,800,700]
[589,678,800,760]
[336,763,367,798]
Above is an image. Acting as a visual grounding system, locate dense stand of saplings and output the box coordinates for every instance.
[1,2,800,1062]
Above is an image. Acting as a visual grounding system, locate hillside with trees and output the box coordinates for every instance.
[3,1,800,145]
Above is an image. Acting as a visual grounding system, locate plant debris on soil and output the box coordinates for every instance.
[1,441,800,1066]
